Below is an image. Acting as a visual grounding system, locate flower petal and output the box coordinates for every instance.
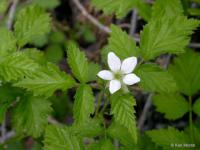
[108,52,121,72]
[123,74,140,85]
[121,57,137,74]
[109,79,121,94]
[97,70,114,80]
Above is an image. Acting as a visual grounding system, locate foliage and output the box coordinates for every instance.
[0,0,200,149]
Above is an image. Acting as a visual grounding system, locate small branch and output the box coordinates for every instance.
[0,121,6,144]
[129,9,138,36]
[72,0,111,33]
[0,131,15,144]
[7,0,19,30]
[189,43,200,48]
[138,93,153,130]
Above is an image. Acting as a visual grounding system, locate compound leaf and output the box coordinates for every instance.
[14,63,75,97]
[13,95,52,138]
[136,64,177,93]
[153,93,189,120]
[67,43,89,83]
[14,5,51,47]
[111,93,137,143]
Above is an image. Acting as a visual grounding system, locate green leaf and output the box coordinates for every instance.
[151,0,183,18]
[140,16,200,60]
[45,45,63,64]
[0,84,23,123]
[136,64,177,93]
[92,0,150,20]
[193,98,200,117]
[87,62,101,82]
[104,25,138,59]
[153,93,189,120]
[0,27,16,57]
[107,123,135,148]
[32,0,60,9]
[169,51,200,96]
[14,63,75,97]
[111,93,137,143]
[87,139,115,150]
[0,52,39,81]
[13,95,52,138]
[92,0,135,19]
[0,0,8,13]
[44,125,81,150]
[22,48,47,65]
[146,127,190,150]
[14,5,51,47]
[71,118,103,137]
[73,85,94,124]
[67,43,89,83]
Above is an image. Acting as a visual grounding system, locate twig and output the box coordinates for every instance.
[0,131,15,144]
[0,121,6,144]
[138,93,153,130]
[7,0,19,30]
[189,43,200,48]
[129,9,138,36]
[138,54,172,131]
[72,0,111,33]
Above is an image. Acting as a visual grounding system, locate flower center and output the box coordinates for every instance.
[114,71,123,80]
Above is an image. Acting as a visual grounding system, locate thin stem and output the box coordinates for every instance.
[189,96,194,142]
[95,88,105,116]
[100,97,110,115]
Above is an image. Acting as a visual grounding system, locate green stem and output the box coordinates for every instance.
[95,88,105,116]
[100,97,110,115]
[189,96,194,142]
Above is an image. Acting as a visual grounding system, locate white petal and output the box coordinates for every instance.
[123,74,140,85]
[121,57,137,74]
[108,52,121,72]
[109,79,121,94]
[97,70,114,80]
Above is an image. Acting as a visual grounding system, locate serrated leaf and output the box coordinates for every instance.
[136,64,177,93]
[32,0,60,9]
[140,16,200,60]
[13,95,52,138]
[107,123,135,148]
[67,43,89,83]
[14,63,75,97]
[153,93,189,120]
[152,0,183,18]
[71,118,103,137]
[92,0,150,20]
[111,93,137,143]
[22,48,47,65]
[169,51,200,96]
[0,27,16,57]
[87,139,115,150]
[146,127,191,150]
[92,0,135,19]
[73,85,94,124]
[104,25,138,60]
[0,52,39,81]
[0,84,23,123]
[44,125,81,150]
[88,62,101,82]
[14,5,50,47]
[193,98,200,117]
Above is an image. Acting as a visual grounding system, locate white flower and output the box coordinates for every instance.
[97,52,140,94]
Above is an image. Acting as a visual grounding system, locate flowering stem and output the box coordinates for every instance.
[189,96,194,142]
[95,87,105,116]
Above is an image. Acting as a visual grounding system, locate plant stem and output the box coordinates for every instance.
[95,88,105,116]
[100,97,110,115]
[189,96,194,142]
